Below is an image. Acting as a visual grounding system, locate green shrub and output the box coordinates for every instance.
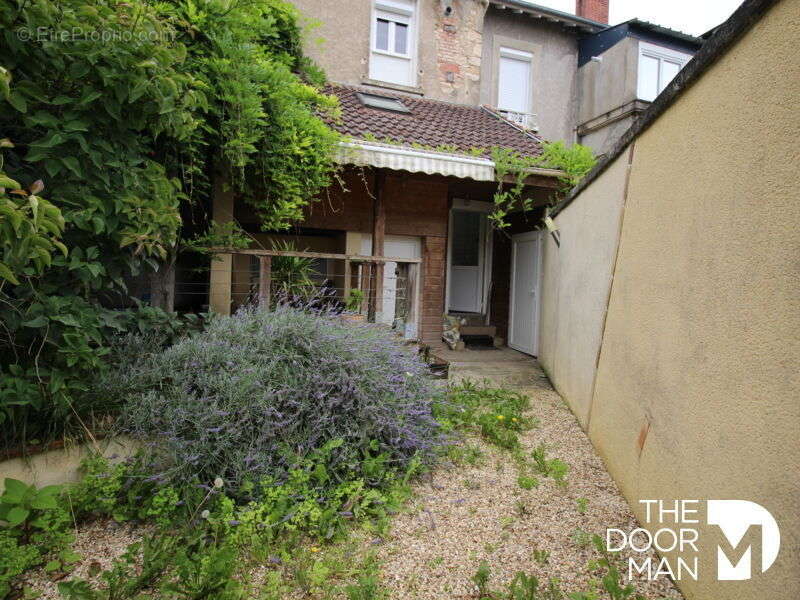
[0,530,40,598]
[104,305,443,499]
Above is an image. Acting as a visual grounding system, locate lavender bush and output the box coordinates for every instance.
[108,305,444,493]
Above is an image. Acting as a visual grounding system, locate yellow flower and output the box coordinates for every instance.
[496,415,504,420]
[310,546,320,553]
[512,417,518,422]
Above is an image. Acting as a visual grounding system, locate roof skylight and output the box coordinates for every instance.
[356,92,410,113]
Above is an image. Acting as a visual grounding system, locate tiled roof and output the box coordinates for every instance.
[323,84,543,159]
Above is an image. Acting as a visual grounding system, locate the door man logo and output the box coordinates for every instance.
[707,500,780,580]
[606,500,780,582]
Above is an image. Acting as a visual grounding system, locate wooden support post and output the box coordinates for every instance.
[370,170,386,322]
[258,256,272,309]
[359,262,370,316]
[407,262,420,340]
[344,259,351,300]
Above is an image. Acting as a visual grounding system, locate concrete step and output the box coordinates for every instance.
[460,325,497,337]
[448,312,486,327]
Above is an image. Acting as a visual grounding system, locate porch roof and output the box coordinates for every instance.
[325,83,561,182]
[337,140,563,183]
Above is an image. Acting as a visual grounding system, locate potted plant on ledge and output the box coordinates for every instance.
[342,289,365,322]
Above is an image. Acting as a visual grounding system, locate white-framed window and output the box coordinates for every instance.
[369,0,417,87]
[497,47,535,128]
[637,41,692,102]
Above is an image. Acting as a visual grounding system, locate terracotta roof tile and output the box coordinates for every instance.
[323,83,543,159]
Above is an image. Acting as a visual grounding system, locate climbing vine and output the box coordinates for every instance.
[489,142,596,231]
[0,0,341,448]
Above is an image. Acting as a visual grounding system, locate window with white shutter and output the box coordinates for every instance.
[497,47,534,128]
[369,0,416,87]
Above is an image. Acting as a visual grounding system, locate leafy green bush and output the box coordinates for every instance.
[0,0,340,450]
[0,530,40,598]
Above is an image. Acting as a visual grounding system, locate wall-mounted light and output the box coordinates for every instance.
[544,214,561,247]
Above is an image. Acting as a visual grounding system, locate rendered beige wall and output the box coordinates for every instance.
[540,1,800,598]
[577,37,638,124]
[0,438,137,494]
[480,8,578,142]
[538,150,629,426]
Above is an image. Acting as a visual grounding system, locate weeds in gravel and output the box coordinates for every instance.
[531,444,570,487]
[469,538,647,600]
[576,498,589,514]
[473,560,492,598]
[571,528,594,548]
[434,382,537,451]
[533,548,550,565]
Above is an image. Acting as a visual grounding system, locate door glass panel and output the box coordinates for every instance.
[452,211,481,267]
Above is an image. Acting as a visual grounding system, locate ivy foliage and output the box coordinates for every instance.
[0,0,340,448]
[157,0,340,230]
[0,141,66,285]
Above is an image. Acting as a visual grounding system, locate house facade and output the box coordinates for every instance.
[207,0,701,353]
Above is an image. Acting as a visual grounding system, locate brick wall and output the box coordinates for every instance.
[434,0,486,102]
[300,167,449,345]
[575,0,608,24]
[421,235,447,344]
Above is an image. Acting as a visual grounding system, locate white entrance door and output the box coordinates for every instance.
[448,210,486,313]
[509,231,542,356]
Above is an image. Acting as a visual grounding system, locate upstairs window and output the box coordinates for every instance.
[370,0,416,87]
[637,41,692,101]
[497,47,536,129]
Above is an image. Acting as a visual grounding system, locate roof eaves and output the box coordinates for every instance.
[551,0,779,218]
[626,19,703,47]
[489,0,607,33]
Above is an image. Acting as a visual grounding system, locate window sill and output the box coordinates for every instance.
[372,48,412,60]
[360,78,423,96]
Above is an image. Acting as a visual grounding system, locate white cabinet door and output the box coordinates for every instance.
[509,231,542,356]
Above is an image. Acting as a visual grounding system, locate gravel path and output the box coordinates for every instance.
[374,354,683,599]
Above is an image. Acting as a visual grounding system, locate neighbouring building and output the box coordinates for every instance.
[538,0,799,598]
[577,18,701,155]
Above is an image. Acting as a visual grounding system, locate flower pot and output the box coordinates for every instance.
[341,313,366,323]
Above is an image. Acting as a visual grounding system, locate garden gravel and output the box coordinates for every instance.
[17,356,684,600]
[373,376,684,599]
[20,519,153,600]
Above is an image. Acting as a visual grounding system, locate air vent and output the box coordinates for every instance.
[356,92,410,113]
